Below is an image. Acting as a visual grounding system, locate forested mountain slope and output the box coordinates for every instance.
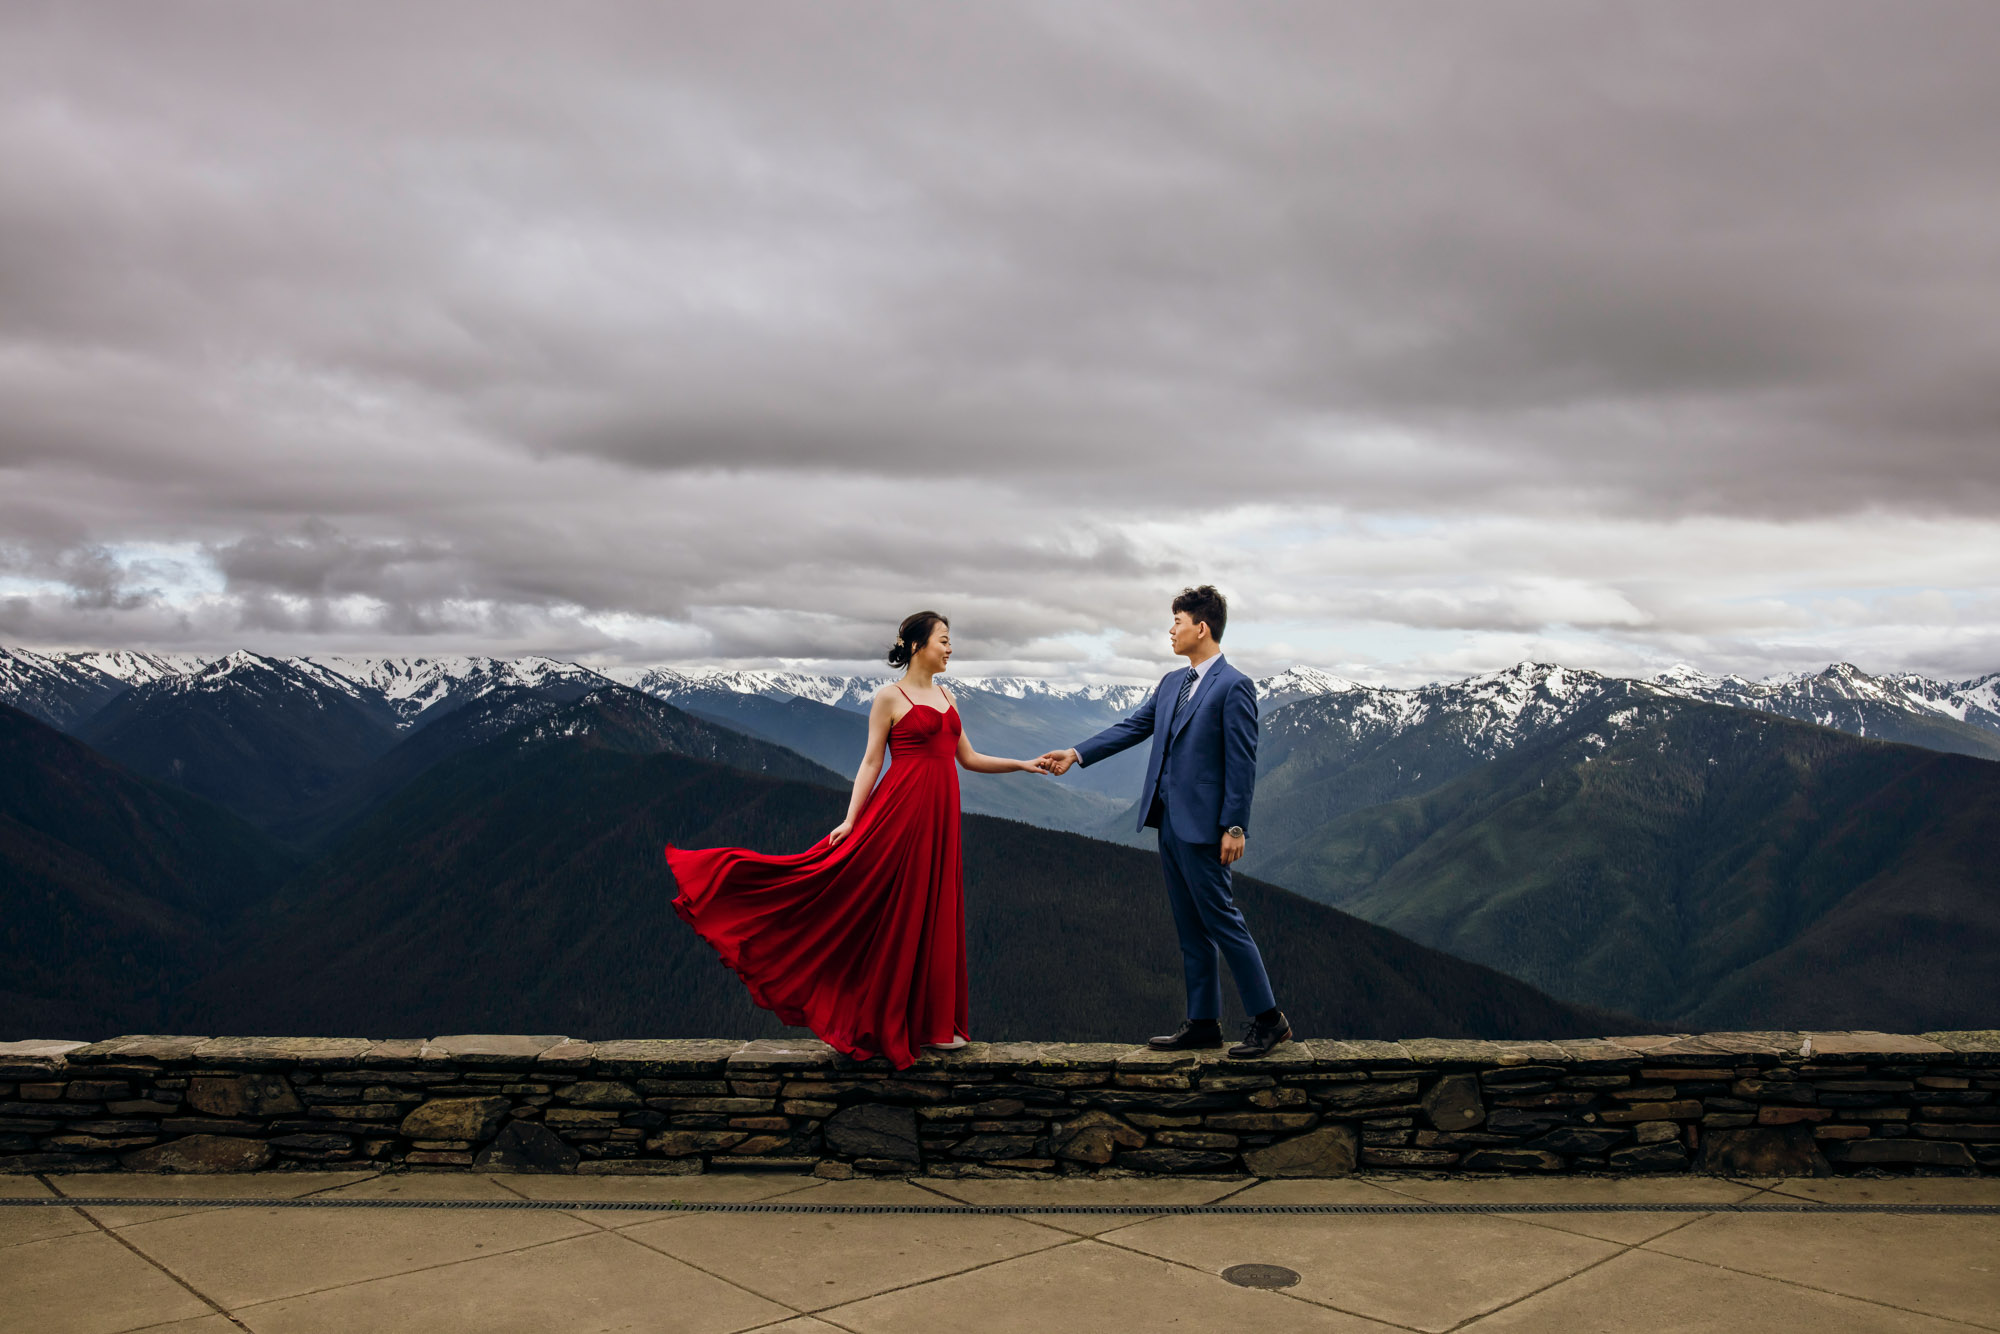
[1270,696,2000,1031]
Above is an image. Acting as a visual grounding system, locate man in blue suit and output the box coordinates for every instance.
[1043,586,1291,1057]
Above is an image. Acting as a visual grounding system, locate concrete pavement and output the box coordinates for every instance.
[3,1170,1997,1333]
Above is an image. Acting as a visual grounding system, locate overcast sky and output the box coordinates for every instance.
[3,2,1997,686]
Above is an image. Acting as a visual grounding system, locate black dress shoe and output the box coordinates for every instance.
[1148,1020,1224,1050]
[1227,1012,1292,1058]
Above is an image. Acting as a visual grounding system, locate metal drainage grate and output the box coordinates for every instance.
[2,1198,1997,1216]
[1222,1263,1302,1289]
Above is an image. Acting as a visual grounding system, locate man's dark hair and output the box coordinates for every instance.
[1172,585,1228,643]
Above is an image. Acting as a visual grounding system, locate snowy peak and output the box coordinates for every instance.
[1947,672,2000,725]
[188,650,291,684]
[953,675,1059,701]
[290,655,614,726]
[0,645,64,692]
[613,665,696,695]
[1643,659,2000,736]
[61,650,209,685]
[627,667,885,710]
[945,676,1151,711]
[1257,666,1363,704]
[146,651,355,702]
[1652,663,1716,689]
[1435,662,1618,742]
[1800,662,1897,702]
[1265,659,1635,762]
[0,646,131,731]
[1650,663,1754,694]
[1463,660,1607,700]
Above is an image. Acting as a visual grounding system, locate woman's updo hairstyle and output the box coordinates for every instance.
[887,610,948,669]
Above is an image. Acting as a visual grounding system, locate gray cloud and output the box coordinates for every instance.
[1,1,1997,682]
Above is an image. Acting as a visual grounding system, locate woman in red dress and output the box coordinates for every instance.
[666,611,1052,1069]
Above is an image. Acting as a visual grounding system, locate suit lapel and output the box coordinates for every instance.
[1152,668,1180,739]
[1167,655,1225,743]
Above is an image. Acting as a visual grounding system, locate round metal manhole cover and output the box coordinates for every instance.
[1221,1263,1302,1289]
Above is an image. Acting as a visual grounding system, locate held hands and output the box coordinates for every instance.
[1036,748,1079,776]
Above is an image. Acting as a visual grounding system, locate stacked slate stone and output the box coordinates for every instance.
[1,1031,1995,1177]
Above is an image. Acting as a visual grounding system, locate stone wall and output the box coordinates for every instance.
[2,1031,1995,1178]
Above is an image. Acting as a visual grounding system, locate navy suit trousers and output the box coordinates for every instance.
[1155,798,1276,1021]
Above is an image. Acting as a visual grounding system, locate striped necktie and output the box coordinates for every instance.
[1170,665,1198,723]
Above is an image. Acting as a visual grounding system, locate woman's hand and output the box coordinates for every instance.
[1037,749,1078,775]
[827,820,854,847]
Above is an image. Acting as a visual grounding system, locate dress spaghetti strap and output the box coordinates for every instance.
[895,683,914,704]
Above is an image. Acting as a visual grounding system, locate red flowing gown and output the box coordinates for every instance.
[665,700,969,1070]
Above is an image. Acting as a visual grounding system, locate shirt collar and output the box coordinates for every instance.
[1188,653,1222,683]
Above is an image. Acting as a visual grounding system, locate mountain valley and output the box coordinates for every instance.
[4,643,1995,1037]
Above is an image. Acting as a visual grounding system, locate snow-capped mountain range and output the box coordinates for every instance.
[5,643,1998,753]
[296,654,608,726]
[1264,661,1624,760]
[0,648,612,729]
[611,665,1159,715]
[1652,661,2000,732]
[611,666,887,713]
[0,645,136,730]
[614,657,2000,742]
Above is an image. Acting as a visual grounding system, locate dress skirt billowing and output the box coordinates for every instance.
[665,703,968,1069]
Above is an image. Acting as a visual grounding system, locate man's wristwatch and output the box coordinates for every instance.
[1224,826,1245,840]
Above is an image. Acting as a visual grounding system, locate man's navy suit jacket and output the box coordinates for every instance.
[1075,654,1258,838]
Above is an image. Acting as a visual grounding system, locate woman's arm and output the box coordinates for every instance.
[949,687,1048,775]
[829,690,895,845]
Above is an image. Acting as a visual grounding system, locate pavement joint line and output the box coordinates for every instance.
[488,1175,535,1201]
[902,1177,980,1207]
[1461,1182,1766,1249]
[538,1174,830,1327]
[740,1319,851,1334]
[607,1184,1083,1326]
[613,1180,1087,1324]
[1441,1204,1719,1333]
[215,1212,622,1316]
[298,1171,384,1199]
[1207,1178,1271,1204]
[6,1197,1997,1215]
[797,1228,1086,1322]
[896,1174,1256,1234]
[1065,1181,1271,1240]
[1633,1229,2000,1334]
[1364,1175,1442,1205]
[1488,1202,1708,1249]
[1088,1227,1430,1334]
[578,1211,820,1326]
[67,1195,255,1333]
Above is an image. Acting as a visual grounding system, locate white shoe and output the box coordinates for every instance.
[923,1036,969,1051]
